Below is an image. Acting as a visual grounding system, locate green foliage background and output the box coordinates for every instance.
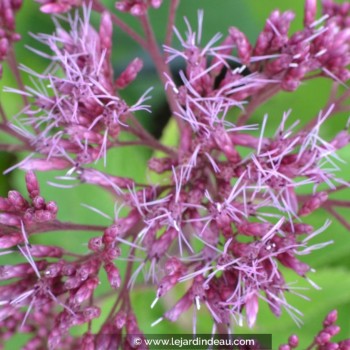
[1,1,350,349]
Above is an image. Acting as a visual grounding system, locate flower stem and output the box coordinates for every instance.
[139,14,183,129]
[164,0,179,57]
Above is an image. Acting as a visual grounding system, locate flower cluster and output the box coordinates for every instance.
[1,0,350,349]
[0,0,22,77]
[7,5,150,172]
[280,310,350,350]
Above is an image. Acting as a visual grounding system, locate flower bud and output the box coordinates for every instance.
[72,277,99,305]
[25,171,40,199]
[104,262,121,289]
[246,292,259,328]
[304,0,317,26]
[299,192,328,216]
[8,191,28,210]
[115,58,143,89]
[324,310,338,327]
[288,334,299,348]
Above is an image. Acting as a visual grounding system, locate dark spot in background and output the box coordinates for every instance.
[0,152,17,196]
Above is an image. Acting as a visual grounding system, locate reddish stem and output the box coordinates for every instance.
[0,143,28,152]
[26,221,107,234]
[164,0,179,57]
[0,122,31,145]
[115,138,176,156]
[325,206,350,231]
[306,341,316,350]
[7,48,29,107]
[123,108,177,156]
[104,246,137,323]
[139,14,183,128]
[325,184,348,194]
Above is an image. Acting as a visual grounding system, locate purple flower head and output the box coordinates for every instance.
[6,5,152,172]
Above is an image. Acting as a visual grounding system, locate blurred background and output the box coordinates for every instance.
[1,0,350,348]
